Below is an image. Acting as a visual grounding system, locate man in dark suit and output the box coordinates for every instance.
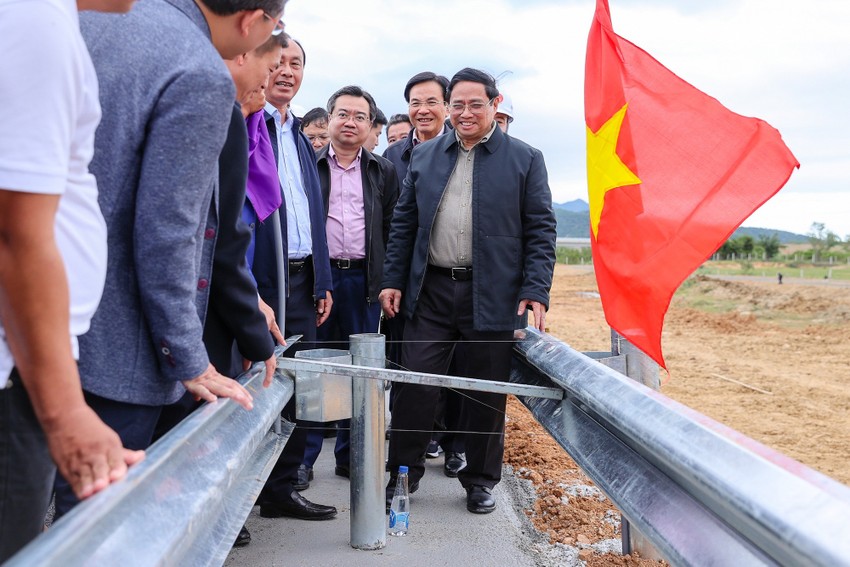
[382,71,464,478]
[299,86,398,480]
[250,34,337,521]
[380,68,557,515]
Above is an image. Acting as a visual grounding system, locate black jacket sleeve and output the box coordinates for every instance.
[204,106,275,375]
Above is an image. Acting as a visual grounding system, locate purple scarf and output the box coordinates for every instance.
[245,110,282,222]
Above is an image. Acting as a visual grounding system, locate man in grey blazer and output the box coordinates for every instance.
[52,0,286,518]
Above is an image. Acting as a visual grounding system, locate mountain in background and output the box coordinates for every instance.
[553,199,808,243]
[553,200,590,238]
[555,199,590,213]
[730,226,808,244]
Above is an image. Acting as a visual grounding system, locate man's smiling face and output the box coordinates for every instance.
[407,80,448,141]
[266,41,304,109]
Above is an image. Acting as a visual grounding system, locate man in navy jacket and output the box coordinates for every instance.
[380,68,556,515]
[251,35,337,521]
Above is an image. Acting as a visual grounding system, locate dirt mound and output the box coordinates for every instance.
[669,307,758,333]
[680,275,850,323]
[505,397,664,566]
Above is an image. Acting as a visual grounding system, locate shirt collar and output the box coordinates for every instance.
[413,123,448,147]
[264,103,294,132]
[329,143,362,168]
[455,121,498,150]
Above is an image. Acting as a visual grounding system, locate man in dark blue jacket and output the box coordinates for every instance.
[383,71,451,190]
[382,71,464,477]
[380,68,556,515]
[251,35,337,521]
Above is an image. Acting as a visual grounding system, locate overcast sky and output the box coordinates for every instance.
[284,0,850,238]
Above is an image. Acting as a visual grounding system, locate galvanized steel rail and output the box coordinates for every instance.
[6,343,298,567]
[511,328,850,566]
[9,330,850,566]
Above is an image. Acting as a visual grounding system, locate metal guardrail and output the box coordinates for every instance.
[9,330,850,566]
[510,328,850,566]
[6,343,298,567]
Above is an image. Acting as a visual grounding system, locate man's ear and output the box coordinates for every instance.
[234,53,248,66]
[237,9,265,38]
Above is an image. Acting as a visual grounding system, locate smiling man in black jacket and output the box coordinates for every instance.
[300,85,398,480]
[380,68,556,515]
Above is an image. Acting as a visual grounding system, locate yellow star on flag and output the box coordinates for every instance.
[586,103,642,238]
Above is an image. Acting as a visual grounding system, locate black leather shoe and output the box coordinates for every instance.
[334,464,350,478]
[466,485,495,514]
[444,452,466,478]
[294,464,312,491]
[260,491,338,520]
[232,525,251,547]
[385,478,419,513]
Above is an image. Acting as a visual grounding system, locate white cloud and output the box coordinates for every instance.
[284,0,850,236]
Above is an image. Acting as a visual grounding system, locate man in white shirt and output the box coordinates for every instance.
[0,0,143,560]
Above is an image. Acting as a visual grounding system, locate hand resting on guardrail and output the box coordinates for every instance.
[182,363,254,410]
[518,298,547,332]
[42,404,145,500]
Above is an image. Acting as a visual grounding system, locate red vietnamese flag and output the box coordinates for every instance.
[585,0,799,369]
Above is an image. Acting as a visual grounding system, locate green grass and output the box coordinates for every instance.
[697,262,850,280]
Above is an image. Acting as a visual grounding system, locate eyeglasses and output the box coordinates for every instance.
[408,99,445,110]
[333,111,371,124]
[263,12,285,36]
[449,98,495,115]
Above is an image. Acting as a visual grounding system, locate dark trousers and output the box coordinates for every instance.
[303,265,381,468]
[259,262,317,502]
[52,391,162,520]
[0,370,53,562]
[387,269,513,489]
[433,387,465,453]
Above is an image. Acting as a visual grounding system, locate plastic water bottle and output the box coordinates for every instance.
[388,466,410,536]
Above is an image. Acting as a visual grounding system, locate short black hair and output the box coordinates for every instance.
[388,113,411,127]
[326,85,378,123]
[200,0,286,16]
[403,71,449,103]
[255,31,286,55]
[373,107,387,126]
[448,68,499,101]
[266,31,288,51]
[281,32,305,66]
[301,107,328,129]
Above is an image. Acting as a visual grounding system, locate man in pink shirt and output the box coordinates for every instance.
[300,85,398,480]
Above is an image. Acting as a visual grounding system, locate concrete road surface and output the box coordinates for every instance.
[225,437,583,567]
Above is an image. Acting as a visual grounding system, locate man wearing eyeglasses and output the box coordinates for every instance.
[298,86,399,482]
[380,68,556,515]
[383,71,452,188]
[382,70,464,476]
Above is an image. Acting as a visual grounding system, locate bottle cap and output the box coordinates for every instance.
[398,466,408,474]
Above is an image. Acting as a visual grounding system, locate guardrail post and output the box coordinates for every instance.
[611,330,663,560]
[349,333,386,550]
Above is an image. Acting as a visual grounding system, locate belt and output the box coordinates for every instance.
[330,258,365,270]
[289,256,311,274]
[428,265,473,281]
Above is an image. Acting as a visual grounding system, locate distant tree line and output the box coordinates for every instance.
[714,222,849,263]
[716,234,781,260]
